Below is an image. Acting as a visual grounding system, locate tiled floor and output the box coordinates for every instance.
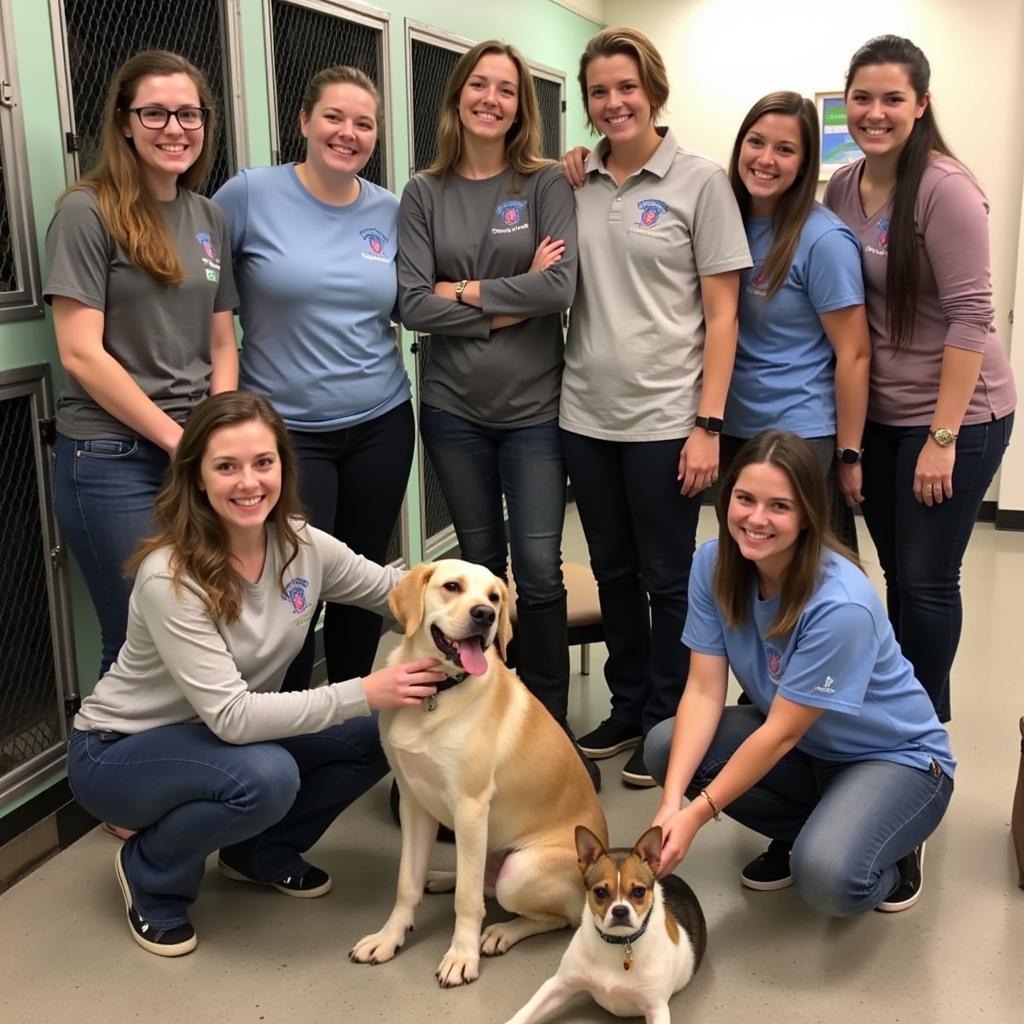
[2,508,1022,1023]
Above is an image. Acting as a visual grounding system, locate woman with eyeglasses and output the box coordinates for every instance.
[44,50,238,682]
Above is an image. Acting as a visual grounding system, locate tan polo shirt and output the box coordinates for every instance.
[560,129,751,442]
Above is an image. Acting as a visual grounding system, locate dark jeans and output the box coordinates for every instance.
[282,401,415,690]
[860,413,1013,721]
[420,406,566,606]
[645,707,953,916]
[67,719,389,927]
[53,433,170,677]
[561,429,702,734]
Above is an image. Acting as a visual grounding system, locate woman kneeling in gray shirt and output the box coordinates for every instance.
[67,392,444,957]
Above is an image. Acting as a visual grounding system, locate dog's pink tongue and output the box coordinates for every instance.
[458,636,488,676]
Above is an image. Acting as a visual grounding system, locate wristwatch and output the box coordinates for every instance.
[694,415,723,435]
[454,279,469,304]
[836,447,863,465]
[929,427,957,448]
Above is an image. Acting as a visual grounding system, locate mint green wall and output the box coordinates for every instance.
[0,0,602,819]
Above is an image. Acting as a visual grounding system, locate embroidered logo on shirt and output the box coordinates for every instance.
[866,218,889,258]
[765,643,783,685]
[635,199,668,228]
[492,200,529,235]
[282,577,311,614]
[360,228,390,263]
[815,675,837,695]
[196,231,221,279]
[746,258,769,298]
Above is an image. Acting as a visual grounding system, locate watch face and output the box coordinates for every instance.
[932,428,955,447]
[839,449,860,464]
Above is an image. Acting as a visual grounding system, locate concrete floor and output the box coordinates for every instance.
[2,507,1023,1023]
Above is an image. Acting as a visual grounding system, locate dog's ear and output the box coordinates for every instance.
[494,577,512,662]
[632,826,663,873]
[389,563,436,637]
[575,825,607,873]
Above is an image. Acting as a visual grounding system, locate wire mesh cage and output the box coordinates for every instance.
[0,383,68,799]
[532,75,563,160]
[0,155,15,293]
[268,0,387,186]
[56,0,236,194]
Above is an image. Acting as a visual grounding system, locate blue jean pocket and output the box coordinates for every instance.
[79,438,139,459]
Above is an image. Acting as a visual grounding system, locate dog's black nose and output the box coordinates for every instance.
[470,604,496,626]
[611,904,631,922]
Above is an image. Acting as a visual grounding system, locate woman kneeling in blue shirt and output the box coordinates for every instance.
[645,430,954,914]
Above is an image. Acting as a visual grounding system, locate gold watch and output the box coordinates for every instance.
[929,427,957,448]
[455,279,469,304]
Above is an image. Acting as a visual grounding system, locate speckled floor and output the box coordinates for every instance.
[3,507,1022,1024]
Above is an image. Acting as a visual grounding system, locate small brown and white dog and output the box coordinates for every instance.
[349,560,608,988]
[503,826,707,1024]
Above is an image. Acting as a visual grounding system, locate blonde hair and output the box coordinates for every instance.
[577,27,670,133]
[60,50,217,285]
[425,40,550,189]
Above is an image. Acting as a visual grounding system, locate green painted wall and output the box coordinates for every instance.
[0,0,602,819]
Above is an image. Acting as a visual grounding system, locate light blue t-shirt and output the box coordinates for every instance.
[683,539,955,778]
[725,204,864,439]
[213,164,410,430]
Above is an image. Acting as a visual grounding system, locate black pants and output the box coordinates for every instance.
[282,400,415,690]
[561,429,702,734]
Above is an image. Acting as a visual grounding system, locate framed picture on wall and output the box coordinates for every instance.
[816,92,861,179]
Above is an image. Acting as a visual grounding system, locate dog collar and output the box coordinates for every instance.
[594,906,654,971]
[424,670,470,712]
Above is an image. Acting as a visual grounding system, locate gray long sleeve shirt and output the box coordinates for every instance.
[74,524,403,744]
[398,164,577,427]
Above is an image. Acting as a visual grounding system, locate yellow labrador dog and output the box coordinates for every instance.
[350,560,607,988]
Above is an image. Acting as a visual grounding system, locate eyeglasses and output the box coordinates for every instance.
[126,106,208,131]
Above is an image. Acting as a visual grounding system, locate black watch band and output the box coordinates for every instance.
[836,447,863,465]
[694,415,723,435]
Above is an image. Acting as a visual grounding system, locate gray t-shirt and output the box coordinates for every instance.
[560,129,751,441]
[398,164,577,428]
[74,524,403,743]
[44,187,238,439]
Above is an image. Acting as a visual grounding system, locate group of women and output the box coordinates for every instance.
[46,26,1013,957]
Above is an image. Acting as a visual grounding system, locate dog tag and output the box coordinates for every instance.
[425,694,437,712]
[623,939,633,971]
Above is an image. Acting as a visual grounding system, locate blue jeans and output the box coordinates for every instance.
[561,430,702,734]
[419,406,565,606]
[645,707,954,916]
[860,413,1013,721]
[53,433,170,677]
[68,718,389,927]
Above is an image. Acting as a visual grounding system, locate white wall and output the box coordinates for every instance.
[604,0,1024,513]
[551,0,606,24]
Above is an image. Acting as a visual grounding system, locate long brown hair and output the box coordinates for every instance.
[61,50,217,285]
[728,92,819,299]
[577,26,670,133]
[714,431,860,638]
[128,392,306,624]
[425,40,549,188]
[845,35,958,350]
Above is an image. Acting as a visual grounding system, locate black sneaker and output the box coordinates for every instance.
[621,745,656,787]
[114,846,197,957]
[740,840,794,891]
[218,858,333,898]
[577,718,642,759]
[877,843,926,913]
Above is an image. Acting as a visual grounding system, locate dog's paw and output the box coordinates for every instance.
[435,947,480,988]
[349,929,405,965]
[425,870,456,894]
[480,921,516,957]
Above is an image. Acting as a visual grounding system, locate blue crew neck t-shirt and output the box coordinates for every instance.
[683,539,955,778]
[725,204,864,439]
[213,164,410,431]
